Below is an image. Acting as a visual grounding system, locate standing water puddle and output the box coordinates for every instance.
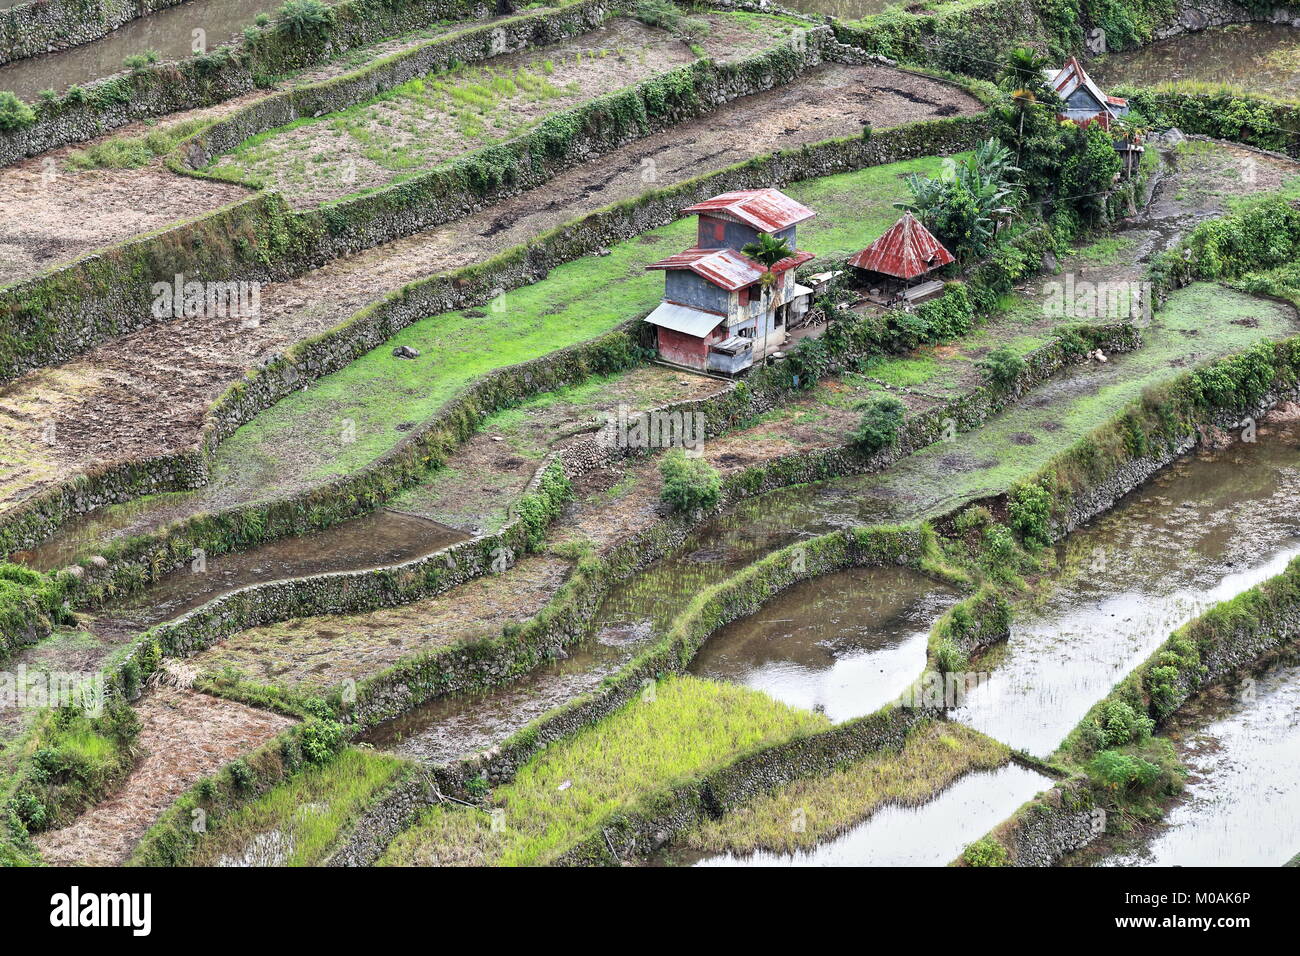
[662,764,1050,867]
[688,566,958,722]
[1101,660,1300,867]
[951,420,1300,756]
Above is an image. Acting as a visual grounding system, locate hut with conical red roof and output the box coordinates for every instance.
[847,213,954,305]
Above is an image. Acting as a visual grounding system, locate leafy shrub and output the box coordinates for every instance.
[229,759,254,791]
[1007,481,1052,548]
[0,91,35,131]
[300,718,345,764]
[852,395,905,454]
[963,836,1009,867]
[275,0,335,41]
[1099,699,1154,747]
[659,450,721,513]
[981,523,1018,566]
[1086,747,1172,796]
[977,346,1026,387]
[785,335,832,389]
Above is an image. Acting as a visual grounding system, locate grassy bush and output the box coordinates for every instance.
[275,0,334,41]
[1007,480,1052,549]
[0,564,70,660]
[963,835,1009,866]
[852,395,906,454]
[660,450,721,513]
[977,345,1026,387]
[635,0,711,42]
[0,90,34,131]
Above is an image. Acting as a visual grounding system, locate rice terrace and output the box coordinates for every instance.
[0,0,1297,923]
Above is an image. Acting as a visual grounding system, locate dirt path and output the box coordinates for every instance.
[0,62,980,541]
[33,685,293,866]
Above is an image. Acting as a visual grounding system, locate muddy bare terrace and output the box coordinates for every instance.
[0,0,1298,882]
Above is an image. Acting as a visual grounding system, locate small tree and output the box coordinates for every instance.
[852,395,906,454]
[660,450,721,513]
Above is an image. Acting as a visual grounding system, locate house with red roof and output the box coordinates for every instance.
[644,188,816,374]
[847,212,954,305]
[1045,57,1144,175]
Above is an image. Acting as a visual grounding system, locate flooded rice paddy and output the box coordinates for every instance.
[0,0,281,101]
[663,764,1049,867]
[687,567,958,722]
[1091,23,1300,100]
[952,418,1300,756]
[1102,659,1300,868]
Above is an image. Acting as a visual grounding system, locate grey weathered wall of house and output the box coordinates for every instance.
[664,270,729,314]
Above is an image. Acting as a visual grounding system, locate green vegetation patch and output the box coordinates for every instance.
[378,675,828,866]
[180,747,407,866]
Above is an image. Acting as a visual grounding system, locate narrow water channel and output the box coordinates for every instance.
[0,0,280,101]
[659,763,1051,867]
[1100,659,1300,868]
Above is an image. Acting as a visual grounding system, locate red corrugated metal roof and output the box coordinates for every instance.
[681,189,816,233]
[769,250,816,274]
[646,246,765,291]
[846,213,954,280]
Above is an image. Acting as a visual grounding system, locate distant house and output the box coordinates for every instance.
[847,212,954,306]
[644,188,816,374]
[1045,56,1143,175]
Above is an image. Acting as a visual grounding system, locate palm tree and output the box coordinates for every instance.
[742,231,794,293]
[998,46,1051,166]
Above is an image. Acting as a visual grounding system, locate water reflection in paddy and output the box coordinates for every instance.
[0,0,281,101]
[1090,23,1300,100]
[688,566,958,722]
[951,419,1300,756]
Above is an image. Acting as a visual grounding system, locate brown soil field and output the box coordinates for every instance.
[33,685,292,866]
[0,11,540,287]
[193,554,572,693]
